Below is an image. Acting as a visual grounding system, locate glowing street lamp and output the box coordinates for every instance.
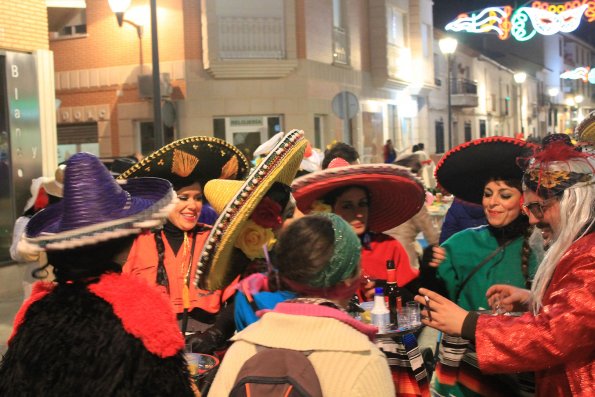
[513,72,527,136]
[109,0,163,150]
[439,37,458,150]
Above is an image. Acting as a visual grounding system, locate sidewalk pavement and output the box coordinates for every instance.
[0,290,21,356]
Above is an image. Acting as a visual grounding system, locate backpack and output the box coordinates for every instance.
[229,346,323,397]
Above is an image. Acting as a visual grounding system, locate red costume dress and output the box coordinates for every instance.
[360,233,418,287]
[475,232,595,396]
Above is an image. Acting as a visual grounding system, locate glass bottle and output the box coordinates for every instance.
[385,259,402,325]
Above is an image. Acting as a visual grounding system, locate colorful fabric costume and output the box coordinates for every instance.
[475,232,595,397]
[437,225,538,311]
[433,224,539,397]
[0,273,194,396]
[124,227,236,316]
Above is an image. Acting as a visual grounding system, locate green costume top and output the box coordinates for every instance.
[437,225,538,311]
[433,223,539,397]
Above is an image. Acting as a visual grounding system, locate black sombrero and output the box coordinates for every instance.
[118,136,250,189]
[435,137,535,204]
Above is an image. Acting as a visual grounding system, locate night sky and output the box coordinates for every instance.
[433,0,595,46]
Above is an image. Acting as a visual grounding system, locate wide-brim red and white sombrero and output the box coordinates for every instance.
[291,158,425,233]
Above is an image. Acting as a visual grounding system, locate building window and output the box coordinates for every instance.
[213,115,283,162]
[217,0,285,59]
[435,120,445,153]
[464,121,472,142]
[479,119,487,138]
[57,122,98,163]
[332,0,350,65]
[421,23,430,58]
[49,8,87,40]
[387,6,406,48]
[137,121,174,156]
[314,115,324,149]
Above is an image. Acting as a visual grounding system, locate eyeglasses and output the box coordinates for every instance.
[522,197,558,219]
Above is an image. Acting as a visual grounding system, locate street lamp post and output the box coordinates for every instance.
[439,37,458,151]
[108,0,164,150]
[513,72,527,138]
[547,87,559,134]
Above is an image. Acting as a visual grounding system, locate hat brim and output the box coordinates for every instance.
[291,164,425,232]
[435,137,534,204]
[197,130,307,291]
[118,136,250,188]
[25,177,175,250]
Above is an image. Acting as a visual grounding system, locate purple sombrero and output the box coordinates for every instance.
[291,158,425,232]
[25,152,175,251]
[435,137,536,204]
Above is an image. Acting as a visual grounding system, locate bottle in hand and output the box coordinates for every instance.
[385,259,402,325]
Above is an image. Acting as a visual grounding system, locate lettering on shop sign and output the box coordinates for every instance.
[445,1,594,41]
[5,51,42,198]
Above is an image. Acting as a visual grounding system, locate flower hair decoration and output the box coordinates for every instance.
[234,197,283,260]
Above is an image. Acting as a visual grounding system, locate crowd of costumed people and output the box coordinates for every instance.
[0,111,593,397]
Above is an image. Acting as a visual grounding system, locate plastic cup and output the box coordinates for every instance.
[407,301,421,327]
[397,310,410,329]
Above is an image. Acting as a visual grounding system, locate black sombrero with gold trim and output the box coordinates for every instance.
[118,136,250,189]
[435,137,535,204]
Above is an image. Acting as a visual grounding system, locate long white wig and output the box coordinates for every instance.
[529,156,595,313]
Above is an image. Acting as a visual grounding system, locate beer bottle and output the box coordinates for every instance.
[385,259,402,325]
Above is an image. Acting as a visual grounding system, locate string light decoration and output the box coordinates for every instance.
[445,1,594,41]
[560,67,595,84]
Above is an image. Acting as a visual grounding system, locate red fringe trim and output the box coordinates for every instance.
[89,273,184,358]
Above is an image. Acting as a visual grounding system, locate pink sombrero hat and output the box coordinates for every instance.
[291,158,425,232]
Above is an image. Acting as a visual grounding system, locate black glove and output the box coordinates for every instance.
[185,327,226,355]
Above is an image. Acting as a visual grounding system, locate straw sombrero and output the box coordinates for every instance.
[435,137,535,204]
[575,111,595,144]
[196,130,307,291]
[118,136,250,189]
[291,158,425,233]
[24,152,175,251]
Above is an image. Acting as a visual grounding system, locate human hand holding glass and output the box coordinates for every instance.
[486,284,531,313]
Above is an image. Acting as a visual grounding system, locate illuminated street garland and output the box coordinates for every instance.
[445,1,594,41]
[560,67,595,84]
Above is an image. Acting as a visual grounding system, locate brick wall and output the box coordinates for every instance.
[0,0,49,52]
[51,0,186,72]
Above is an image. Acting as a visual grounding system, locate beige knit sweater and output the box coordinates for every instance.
[209,311,395,396]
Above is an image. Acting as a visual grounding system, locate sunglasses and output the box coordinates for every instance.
[522,197,558,219]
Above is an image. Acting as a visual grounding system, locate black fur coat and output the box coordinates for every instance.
[0,273,195,397]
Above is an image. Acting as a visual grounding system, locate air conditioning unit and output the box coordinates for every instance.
[137,73,173,99]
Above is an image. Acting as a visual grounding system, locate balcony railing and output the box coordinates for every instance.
[387,44,411,80]
[333,26,350,65]
[450,78,478,95]
[450,78,478,107]
[218,16,285,59]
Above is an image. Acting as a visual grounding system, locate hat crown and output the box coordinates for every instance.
[327,157,350,169]
[58,153,132,232]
